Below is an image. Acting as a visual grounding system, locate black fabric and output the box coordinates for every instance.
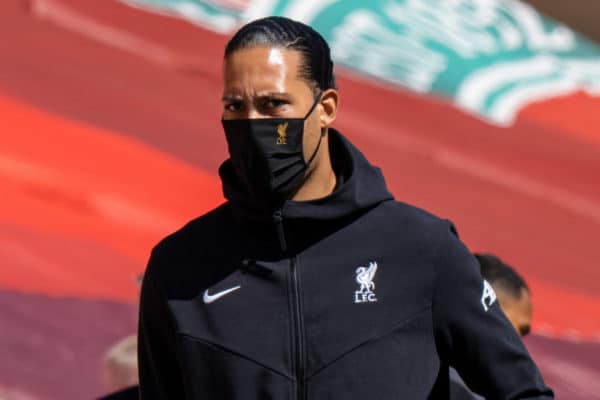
[97,385,138,400]
[451,380,481,400]
[138,130,553,399]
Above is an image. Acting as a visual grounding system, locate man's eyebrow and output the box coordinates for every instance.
[221,95,242,102]
[257,92,290,97]
[221,93,289,102]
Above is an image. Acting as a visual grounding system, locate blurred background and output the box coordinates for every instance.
[1,0,599,398]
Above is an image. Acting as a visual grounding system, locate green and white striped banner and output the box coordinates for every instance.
[122,0,600,126]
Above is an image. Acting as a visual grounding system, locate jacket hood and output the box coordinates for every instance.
[219,129,394,221]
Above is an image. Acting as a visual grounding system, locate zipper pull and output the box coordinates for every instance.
[272,210,288,253]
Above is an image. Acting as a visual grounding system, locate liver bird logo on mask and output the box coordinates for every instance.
[355,261,378,303]
[276,122,288,145]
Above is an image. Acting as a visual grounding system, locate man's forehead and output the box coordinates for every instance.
[224,46,301,76]
[267,48,285,66]
[223,46,306,96]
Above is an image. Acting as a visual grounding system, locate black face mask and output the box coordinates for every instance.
[222,94,324,206]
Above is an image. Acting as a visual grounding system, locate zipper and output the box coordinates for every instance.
[273,210,287,253]
[273,210,305,400]
[290,255,306,400]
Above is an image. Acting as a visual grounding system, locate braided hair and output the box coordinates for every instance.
[225,16,337,94]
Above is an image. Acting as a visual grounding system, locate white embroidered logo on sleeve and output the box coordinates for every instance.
[481,279,497,312]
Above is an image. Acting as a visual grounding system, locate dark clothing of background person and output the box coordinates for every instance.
[138,130,553,399]
[97,385,138,400]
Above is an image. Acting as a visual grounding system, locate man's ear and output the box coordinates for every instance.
[319,88,339,129]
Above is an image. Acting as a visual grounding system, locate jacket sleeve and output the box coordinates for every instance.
[432,222,553,400]
[138,247,185,400]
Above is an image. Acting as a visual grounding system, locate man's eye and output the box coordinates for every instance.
[225,102,243,112]
[267,99,286,108]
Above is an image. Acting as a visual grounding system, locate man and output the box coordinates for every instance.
[138,16,553,399]
[451,253,535,399]
[476,253,532,337]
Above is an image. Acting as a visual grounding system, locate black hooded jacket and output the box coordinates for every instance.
[138,130,553,399]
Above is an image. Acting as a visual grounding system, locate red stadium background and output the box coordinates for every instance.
[1,0,599,398]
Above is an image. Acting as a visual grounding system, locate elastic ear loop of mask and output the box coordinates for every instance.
[304,92,326,167]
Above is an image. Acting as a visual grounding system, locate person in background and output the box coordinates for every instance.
[476,253,532,337]
[97,275,143,400]
[451,253,533,400]
[97,335,139,400]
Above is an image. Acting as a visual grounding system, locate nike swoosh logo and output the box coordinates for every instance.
[203,285,241,304]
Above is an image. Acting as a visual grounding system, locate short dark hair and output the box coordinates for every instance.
[475,253,529,299]
[224,16,336,94]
